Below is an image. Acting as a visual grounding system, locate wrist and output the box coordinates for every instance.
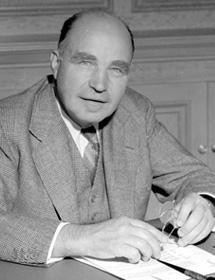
[52,223,90,258]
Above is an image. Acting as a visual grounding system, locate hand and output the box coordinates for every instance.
[173,193,215,246]
[53,216,168,263]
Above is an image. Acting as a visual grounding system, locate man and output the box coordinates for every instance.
[0,9,214,266]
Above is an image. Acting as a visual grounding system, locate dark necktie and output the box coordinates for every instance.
[81,126,100,184]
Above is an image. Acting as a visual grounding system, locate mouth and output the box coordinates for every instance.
[81,97,107,112]
[81,97,107,103]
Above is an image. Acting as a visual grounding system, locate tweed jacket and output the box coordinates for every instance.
[0,75,215,265]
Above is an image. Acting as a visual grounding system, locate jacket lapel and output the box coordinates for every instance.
[29,81,79,223]
[102,103,139,219]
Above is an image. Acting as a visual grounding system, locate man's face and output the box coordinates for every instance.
[51,15,133,127]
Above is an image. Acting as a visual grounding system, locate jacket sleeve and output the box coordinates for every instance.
[145,98,215,203]
[0,125,59,266]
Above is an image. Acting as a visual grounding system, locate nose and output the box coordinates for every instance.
[89,68,107,93]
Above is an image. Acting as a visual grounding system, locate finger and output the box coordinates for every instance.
[126,226,162,259]
[178,212,215,246]
[192,215,215,243]
[103,217,163,260]
[177,196,214,238]
[132,238,153,261]
[122,240,152,263]
[123,245,141,264]
[189,218,212,244]
[109,217,165,260]
[178,214,207,246]
[175,196,195,227]
[131,219,168,243]
[147,226,169,243]
[178,218,212,246]
[177,204,204,238]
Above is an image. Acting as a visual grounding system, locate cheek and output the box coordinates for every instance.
[60,67,90,91]
[110,80,127,103]
[57,69,77,95]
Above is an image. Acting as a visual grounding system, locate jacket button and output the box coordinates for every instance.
[90,194,96,203]
[91,213,97,221]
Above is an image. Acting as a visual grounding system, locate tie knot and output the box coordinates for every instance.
[81,126,98,145]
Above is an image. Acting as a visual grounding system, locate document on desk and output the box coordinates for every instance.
[75,242,215,280]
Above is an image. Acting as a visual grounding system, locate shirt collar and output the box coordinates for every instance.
[55,98,81,143]
[55,97,99,141]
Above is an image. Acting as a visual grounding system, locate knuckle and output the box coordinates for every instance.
[128,250,141,263]
[142,246,152,259]
[136,240,152,259]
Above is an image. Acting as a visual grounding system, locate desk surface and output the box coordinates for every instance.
[1,227,215,280]
[0,258,118,280]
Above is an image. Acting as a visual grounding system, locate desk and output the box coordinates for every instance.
[1,225,215,280]
[0,258,118,280]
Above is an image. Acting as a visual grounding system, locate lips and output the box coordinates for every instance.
[81,97,107,103]
[80,97,107,112]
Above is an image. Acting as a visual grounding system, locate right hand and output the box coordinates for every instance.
[53,216,168,263]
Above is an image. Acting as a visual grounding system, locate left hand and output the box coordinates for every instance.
[173,193,215,246]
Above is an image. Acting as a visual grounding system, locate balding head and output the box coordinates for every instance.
[58,10,134,57]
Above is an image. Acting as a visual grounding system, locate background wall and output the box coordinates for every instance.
[1,0,215,218]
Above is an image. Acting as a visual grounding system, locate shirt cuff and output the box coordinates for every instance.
[199,192,215,199]
[46,221,70,265]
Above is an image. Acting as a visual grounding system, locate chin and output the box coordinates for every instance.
[80,109,113,126]
[86,113,108,123]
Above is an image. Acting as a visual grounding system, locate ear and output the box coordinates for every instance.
[50,50,60,79]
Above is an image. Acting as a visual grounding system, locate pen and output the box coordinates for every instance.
[158,259,215,280]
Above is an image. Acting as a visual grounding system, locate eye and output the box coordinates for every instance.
[110,67,124,75]
[113,67,122,73]
[79,60,94,67]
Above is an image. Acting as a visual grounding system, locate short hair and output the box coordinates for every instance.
[58,10,135,55]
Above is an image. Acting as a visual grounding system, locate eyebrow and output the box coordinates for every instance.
[111,60,130,74]
[69,51,97,62]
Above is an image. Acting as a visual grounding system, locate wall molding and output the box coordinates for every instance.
[133,28,215,39]
[132,0,215,12]
[154,101,190,148]
[0,34,57,51]
[0,0,113,16]
[0,34,56,67]
[133,28,215,62]
[0,50,50,68]
[1,28,215,66]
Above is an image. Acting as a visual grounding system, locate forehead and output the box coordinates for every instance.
[62,14,133,62]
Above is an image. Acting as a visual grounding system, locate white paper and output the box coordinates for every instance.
[76,255,188,280]
[75,242,215,280]
[160,242,215,275]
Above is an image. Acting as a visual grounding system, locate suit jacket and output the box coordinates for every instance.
[0,75,215,265]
